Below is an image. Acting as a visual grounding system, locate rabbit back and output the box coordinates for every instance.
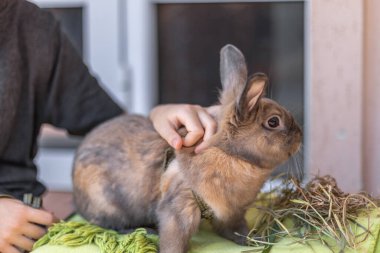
[73,114,170,229]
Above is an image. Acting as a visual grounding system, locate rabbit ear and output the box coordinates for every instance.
[220,44,248,102]
[237,73,267,119]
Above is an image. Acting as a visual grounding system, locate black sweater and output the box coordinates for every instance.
[0,0,124,199]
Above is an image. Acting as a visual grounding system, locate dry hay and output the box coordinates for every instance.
[247,175,379,252]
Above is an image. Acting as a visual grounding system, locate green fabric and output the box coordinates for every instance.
[32,221,158,253]
[32,221,256,253]
[33,244,101,253]
[188,221,257,253]
[32,208,380,253]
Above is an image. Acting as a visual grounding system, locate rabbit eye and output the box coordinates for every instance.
[267,116,280,128]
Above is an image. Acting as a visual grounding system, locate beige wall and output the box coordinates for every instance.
[308,0,364,193]
[308,0,380,195]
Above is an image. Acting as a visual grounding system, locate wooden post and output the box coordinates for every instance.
[363,0,380,196]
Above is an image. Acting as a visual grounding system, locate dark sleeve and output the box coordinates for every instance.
[43,19,124,135]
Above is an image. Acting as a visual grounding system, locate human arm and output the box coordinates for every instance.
[149,104,219,153]
[40,10,124,135]
[0,2,117,251]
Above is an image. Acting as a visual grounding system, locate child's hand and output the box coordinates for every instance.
[150,104,218,153]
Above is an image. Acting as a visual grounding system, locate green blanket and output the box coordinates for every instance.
[32,207,380,253]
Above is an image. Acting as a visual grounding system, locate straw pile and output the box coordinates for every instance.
[247,175,379,251]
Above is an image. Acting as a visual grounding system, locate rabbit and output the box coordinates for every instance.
[72,44,302,253]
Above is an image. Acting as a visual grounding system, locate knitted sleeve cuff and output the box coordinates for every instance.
[0,194,15,199]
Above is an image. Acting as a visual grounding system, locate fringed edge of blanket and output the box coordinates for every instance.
[33,221,159,253]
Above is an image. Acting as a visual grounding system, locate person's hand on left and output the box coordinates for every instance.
[0,198,58,253]
[149,104,219,153]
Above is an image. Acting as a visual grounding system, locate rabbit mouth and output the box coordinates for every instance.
[287,138,302,157]
[285,129,302,148]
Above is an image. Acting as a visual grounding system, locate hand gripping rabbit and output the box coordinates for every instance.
[73,44,302,253]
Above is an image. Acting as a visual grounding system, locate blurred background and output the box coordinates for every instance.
[30,0,380,197]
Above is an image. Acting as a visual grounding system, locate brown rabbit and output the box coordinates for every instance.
[73,44,302,253]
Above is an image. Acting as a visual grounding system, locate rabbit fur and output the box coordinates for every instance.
[73,44,302,253]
